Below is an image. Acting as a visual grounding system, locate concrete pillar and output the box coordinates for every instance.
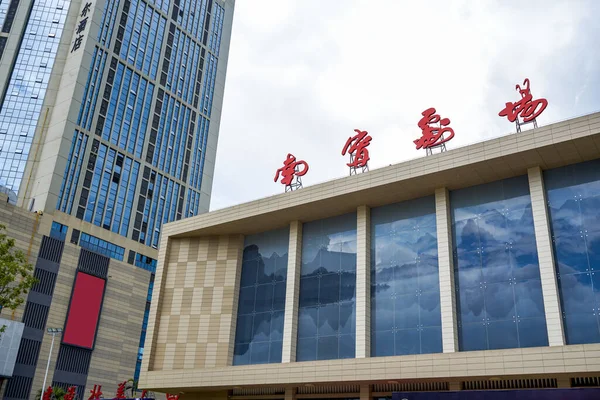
[284,388,296,400]
[356,205,371,358]
[527,166,565,346]
[282,220,303,362]
[359,384,371,400]
[435,188,459,353]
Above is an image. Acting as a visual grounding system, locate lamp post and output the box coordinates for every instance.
[41,328,63,400]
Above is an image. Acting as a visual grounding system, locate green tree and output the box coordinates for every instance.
[0,224,38,333]
[35,386,68,400]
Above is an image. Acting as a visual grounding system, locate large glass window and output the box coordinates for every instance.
[234,227,290,365]
[297,213,356,361]
[451,175,548,351]
[545,159,600,344]
[371,197,441,357]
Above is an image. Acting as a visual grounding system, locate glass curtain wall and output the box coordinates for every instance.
[297,213,357,361]
[370,197,442,356]
[451,176,548,351]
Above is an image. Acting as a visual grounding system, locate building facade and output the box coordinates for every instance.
[0,193,153,400]
[0,0,234,397]
[140,113,600,399]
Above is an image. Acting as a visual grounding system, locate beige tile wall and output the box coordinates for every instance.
[527,166,565,346]
[150,235,243,370]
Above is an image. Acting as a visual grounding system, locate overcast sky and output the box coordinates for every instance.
[210,0,600,211]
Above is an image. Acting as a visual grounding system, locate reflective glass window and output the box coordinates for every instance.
[545,159,600,344]
[370,196,441,357]
[297,213,356,361]
[233,227,289,365]
[451,175,548,351]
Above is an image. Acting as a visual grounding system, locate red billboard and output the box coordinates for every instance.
[63,271,105,349]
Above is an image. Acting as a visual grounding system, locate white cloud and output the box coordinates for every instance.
[211,0,600,210]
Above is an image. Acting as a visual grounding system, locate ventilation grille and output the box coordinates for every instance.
[52,381,86,400]
[571,377,600,387]
[15,338,41,365]
[297,385,360,395]
[22,302,49,330]
[55,345,92,375]
[78,248,109,278]
[32,268,57,296]
[373,382,449,393]
[4,375,33,399]
[462,378,557,391]
[38,236,64,263]
[231,387,286,396]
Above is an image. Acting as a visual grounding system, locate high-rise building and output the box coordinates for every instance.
[0,0,234,396]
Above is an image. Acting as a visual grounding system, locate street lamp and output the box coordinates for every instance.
[41,328,63,400]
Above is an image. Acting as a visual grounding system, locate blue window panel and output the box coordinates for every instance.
[98,0,119,46]
[189,116,208,191]
[233,227,290,366]
[297,213,357,361]
[121,0,138,60]
[79,232,124,261]
[103,63,124,141]
[200,55,217,117]
[545,159,600,344]
[370,196,441,357]
[0,0,68,194]
[122,161,139,236]
[112,157,130,235]
[80,48,107,131]
[451,175,548,351]
[85,144,107,222]
[57,131,87,214]
[135,254,157,273]
[94,147,115,227]
[78,47,98,126]
[50,222,68,241]
[208,3,224,56]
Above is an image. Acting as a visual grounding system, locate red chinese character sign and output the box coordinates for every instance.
[342,129,372,175]
[64,386,77,400]
[89,384,103,400]
[115,381,127,399]
[274,153,309,192]
[499,78,548,132]
[414,107,455,155]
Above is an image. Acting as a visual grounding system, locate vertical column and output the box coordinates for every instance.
[359,384,371,400]
[282,220,302,362]
[435,188,459,353]
[527,166,565,346]
[356,205,371,358]
[284,388,296,400]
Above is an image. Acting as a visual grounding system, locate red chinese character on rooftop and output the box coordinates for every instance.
[166,394,180,400]
[499,78,548,132]
[342,129,372,174]
[274,153,309,191]
[89,384,103,400]
[414,107,455,154]
[141,390,148,399]
[64,386,77,400]
[43,387,53,400]
[115,381,127,399]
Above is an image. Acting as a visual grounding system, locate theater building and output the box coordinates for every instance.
[139,112,600,399]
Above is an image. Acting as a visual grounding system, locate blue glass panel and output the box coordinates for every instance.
[452,175,548,351]
[297,213,356,361]
[233,227,289,365]
[545,159,600,344]
[0,0,68,194]
[370,196,442,357]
